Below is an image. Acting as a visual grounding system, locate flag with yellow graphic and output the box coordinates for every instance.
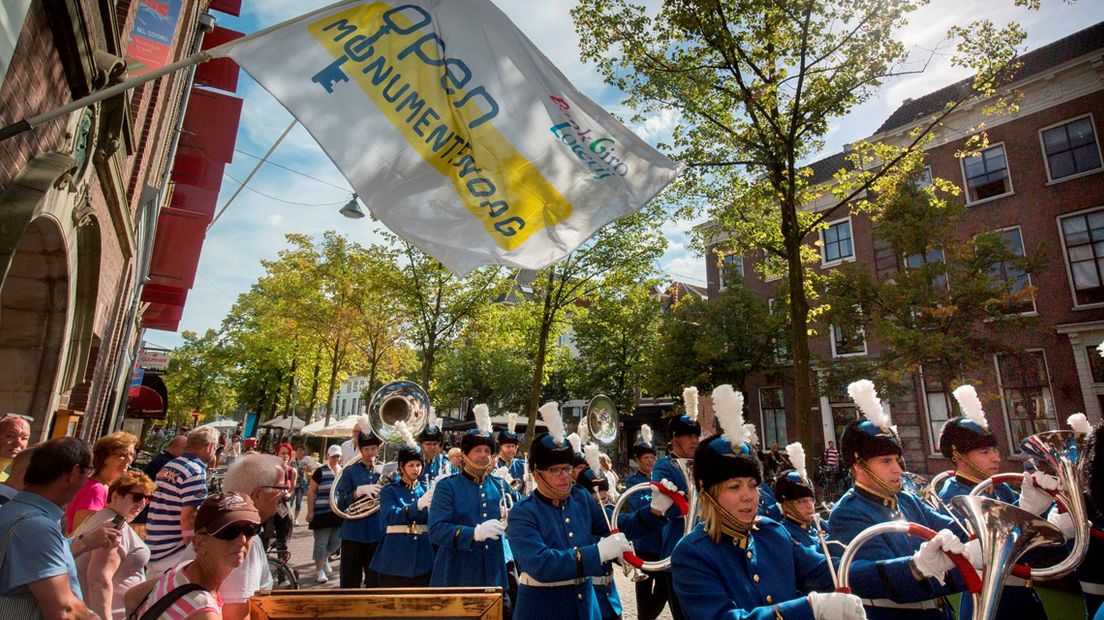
[218,0,681,274]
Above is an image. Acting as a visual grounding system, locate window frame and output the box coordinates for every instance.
[819,216,856,268]
[993,349,1057,454]
[1038,113,1104,185]
[758,387,787,448]
[829,321,867,358]
[718,253,745,290]
[987,225,1036,316]
[960,141,1015,205]
[1055,205,1104,310]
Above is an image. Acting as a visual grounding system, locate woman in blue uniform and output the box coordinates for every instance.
[774,468,827,549]
[577,444,623,620]
[625,425,667,620]
[508,402,672,620]
[333,428,384,588]
[672,383,964,620]
[372,421,435,587]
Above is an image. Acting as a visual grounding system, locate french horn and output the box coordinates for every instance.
[609,457,697,572]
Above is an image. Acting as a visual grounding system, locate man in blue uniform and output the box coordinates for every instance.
[625,425,666,620]
[334,429,384,588]
[829,380,974,620]
[429,404,512,612]
[418,410,454,486]
[372,422,434,586]
[651,387,700,620]
[774,469,828,549]
[508,402,671,620]
[496,413,527,483]
[1078,423,1104,620]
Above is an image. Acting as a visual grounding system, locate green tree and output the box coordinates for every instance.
[573,0,1029,447]
[161,329,237,427]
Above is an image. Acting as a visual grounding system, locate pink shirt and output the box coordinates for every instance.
[136,562,222,619]
[65,478,107,534]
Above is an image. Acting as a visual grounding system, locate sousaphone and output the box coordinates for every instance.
[587,394,618,446]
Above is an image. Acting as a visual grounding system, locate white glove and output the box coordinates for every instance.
[417,489,434,510]
[597,533,633,563]
[355,483,381,498]
[910,529,964,584]
[491,466,511,481]
[808,592,867,620]
[1047,509,1077,540]
[964,538,983,570]
[1020,472,1057,516]
[473,519,505,541]
[650,479,679,513]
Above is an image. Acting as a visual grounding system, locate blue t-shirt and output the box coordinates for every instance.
[0,491,81,598]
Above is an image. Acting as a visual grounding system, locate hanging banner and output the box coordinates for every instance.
[218,1,681,274]
[125,0,184,77]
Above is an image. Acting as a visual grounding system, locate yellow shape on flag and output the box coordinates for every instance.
[308,4,572,251]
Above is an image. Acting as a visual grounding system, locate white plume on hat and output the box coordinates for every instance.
[712,384,757,450]
[952,385,988,431]
[567,433,582,455]
[427,406,438,430]
[1097,340,1104,358]
[356,414,372,435]
[683,386,699,422]
[395,420,417,450]
[584,443,603,477]
[474,404,492,436]
[640,424,653,445]
[507,412,518,434]
[848,380,891,428]
[1068,412,1092,435]
[578,418,590,444]
[539,401,565,446]
[786,442,808,483]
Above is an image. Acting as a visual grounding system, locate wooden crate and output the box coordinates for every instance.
[249,587,503,620]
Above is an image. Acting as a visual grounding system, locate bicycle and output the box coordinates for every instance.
[265,540,299,590]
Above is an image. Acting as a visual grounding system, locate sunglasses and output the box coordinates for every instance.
[209,523,260,541]
[126,491,154,503]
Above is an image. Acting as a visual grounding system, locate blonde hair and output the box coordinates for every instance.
[108,470,154,501]
[92,432,137,473]
[698,482,725,542]
[447,447,461,458]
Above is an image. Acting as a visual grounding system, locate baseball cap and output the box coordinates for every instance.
[327,445,343,457]
[195,492,261,536]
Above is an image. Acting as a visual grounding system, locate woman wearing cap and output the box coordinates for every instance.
[126,492,261,620]
[334,426,385,588]
[508,403,671,620]
[625,425,667,620]
[673,385,968,620]
[372,421,435,587]
[306,444,344,584]
[774,468,826,549]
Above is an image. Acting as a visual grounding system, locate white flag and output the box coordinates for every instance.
[219,0,681,274]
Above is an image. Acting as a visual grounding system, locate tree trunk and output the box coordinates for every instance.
[524,276,557,449]
[283,356,299,417]
[306,349,321,420]
[785,231,817,452]
[421,339,436,393]
[324,339,342,426]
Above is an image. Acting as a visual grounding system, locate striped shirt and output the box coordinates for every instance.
[314,465,336,516]
[136,562,221,619]
[147,454,208,562]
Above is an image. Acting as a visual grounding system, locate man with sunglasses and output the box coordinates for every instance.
[0,414,31,482]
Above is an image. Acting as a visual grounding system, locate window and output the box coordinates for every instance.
[920,368,955,454]
[906,248,948,290]
[996,351,1056,451]
[830,322,866,357]
[826,381,859,445]
[1041,116,1102,181]
[1087,345,1104,383]
[988,228,1034,314]
[1059,208,1104,306]
[821,218,854,265]
[963,143,1012,202]
[719,253,744,290]
[767,298,790,363]
[910,165,933,189]
[759,387,787,447]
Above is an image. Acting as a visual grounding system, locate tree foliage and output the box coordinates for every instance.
[161,329,237,427]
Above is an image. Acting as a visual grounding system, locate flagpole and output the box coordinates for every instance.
[0,0,354,143]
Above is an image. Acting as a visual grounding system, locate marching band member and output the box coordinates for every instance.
[774,443,827,549]
[334,428,384,588]
[577,444,621,620]
[428,404,512,611]
[1082,422,1104,620]
[625,425,667,620]
[419,407,454,486]
[936,385,1051,620]
[829,380,974,620]
[672,384,957,620]
[758,476,784,521]
[371,421,434,587]
[497,413,527,482]
[651,386,701,620]
[341,414,371,464]
[508,402,671,620]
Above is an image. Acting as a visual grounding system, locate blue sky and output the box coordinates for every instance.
[145,0,1103,349]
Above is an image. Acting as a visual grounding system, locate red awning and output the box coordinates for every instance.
[146,206,208,290]
[126,386,166,420]
[180,88,242,164]
[169,182,220,219]
[171,144,225,191]
[195,26,244,93]
[208,0,242,16]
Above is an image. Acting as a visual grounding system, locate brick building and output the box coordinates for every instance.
[0,1,241,442]
[702,22,1104,473]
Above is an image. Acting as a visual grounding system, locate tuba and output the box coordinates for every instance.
[587,394,618,446]
[329,380,431,520]
[610,457,697,572]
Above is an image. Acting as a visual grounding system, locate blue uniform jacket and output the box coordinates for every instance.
[1078,492,1104,620]
[781,516,830,550]
[758,483,784,521]
[829,487,967,620]
[335,461,383,544]
[625,472,662,555]
[371,480,434,578]
[671,517,921,620]
[936,475,1047,620]
[508,484,666,620]
[497,456,527,482]
[420,453,457,486]
[651,456,690,563]
[428,470,510,590]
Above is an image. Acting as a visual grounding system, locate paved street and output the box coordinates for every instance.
[283,519,673,618]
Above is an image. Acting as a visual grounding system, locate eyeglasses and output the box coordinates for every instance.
[127,491,154,503]
[541,465,573,477]
[208,523,260,541]
[260,485,291,496]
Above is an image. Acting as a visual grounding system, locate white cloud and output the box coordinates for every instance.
[267,214,284,227]
[632,108,682,144]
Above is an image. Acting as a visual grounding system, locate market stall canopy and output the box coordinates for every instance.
[258,415,305,431]
[198,418,239,430]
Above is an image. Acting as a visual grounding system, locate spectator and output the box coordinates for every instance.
[72,470,154,620]
[183,453,285,620]
[292,445,310,524]
[340,416,368,464]
[823,440,840,470]
[447,447,462,470]
[0,436,121,619]
[598,453,619,498]
[306,445,344,583]
[146,427,218,575]
[126,493,260,620]
[0,414,31,482]
[67,431,138,533]
[142,435,186,479]
[223,436,241,467]
[269,443,296,550]
[0,445,35,505]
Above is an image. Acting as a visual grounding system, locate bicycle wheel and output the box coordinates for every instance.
[267,558,299,590]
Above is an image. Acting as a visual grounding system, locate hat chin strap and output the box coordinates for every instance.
[857,460,901,498]
[462,454,492,482]
[534,470,571,502]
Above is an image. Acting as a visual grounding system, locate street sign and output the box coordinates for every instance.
[128,367,144,398]
[138,349,171,370]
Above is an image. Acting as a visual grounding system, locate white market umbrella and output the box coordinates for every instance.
[302,419,347,438]
[198,418,239,430]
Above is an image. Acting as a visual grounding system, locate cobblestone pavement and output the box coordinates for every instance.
[284,519,673,618]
